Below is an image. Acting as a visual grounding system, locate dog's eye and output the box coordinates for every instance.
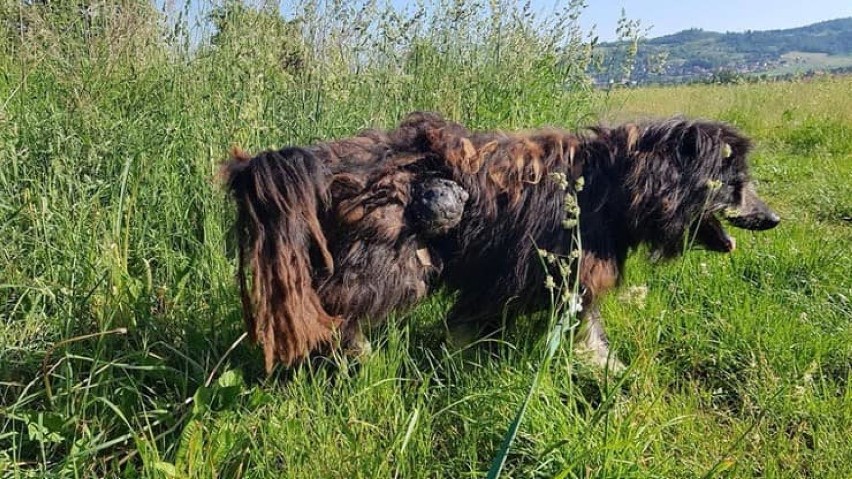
[709,180,737,201]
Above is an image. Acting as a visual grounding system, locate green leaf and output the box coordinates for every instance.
[214,369,246,411]
[487,307,578,478]
[216,369,244,389]
[247,388,273,409]
[193,386,213,416]
[175,419,204,472]
[215,385,242,412]
[22,411,67,444]
[153,461,178,478]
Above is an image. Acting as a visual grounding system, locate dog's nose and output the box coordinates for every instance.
[765,210,781,228]
[748,210,780,230]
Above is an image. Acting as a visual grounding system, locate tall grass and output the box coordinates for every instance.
[0,0,601,476]
[1,1,850,477]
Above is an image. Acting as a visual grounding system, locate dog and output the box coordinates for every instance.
[223,113,780,373]
[221,113,469,372]
[425,116,781,370]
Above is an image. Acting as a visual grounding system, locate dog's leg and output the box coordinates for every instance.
[342,321,373,359]
[446,314,485,349]
[575,304,625,374]
[444,302,502,350]
[446,320,482,349]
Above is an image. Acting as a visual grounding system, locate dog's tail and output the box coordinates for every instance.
[222,146,340,373]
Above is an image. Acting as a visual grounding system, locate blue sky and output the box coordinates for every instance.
[560,0,851,40]
[179,1,851,42]
[390,0,852,41]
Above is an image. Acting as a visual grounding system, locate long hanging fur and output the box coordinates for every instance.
[223,147,340,372]
[221,112,470,373]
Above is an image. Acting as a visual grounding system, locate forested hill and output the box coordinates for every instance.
[594,17,852,84]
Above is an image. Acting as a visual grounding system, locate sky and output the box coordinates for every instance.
[177,1,852,42]
[522,0,852,41]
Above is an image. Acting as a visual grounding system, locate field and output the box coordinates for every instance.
[1,2,851,478]
[769,52,852,76]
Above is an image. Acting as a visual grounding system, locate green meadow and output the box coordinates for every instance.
[1,2,850,477]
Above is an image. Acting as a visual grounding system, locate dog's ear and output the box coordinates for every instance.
[677,123,714,164]
[719,125,753,160]
[677,121,737,173]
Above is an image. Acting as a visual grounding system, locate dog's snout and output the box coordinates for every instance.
[750,210,780,230]
[764,210,781,229]
[726,182,780,231]
[727,206,780,231]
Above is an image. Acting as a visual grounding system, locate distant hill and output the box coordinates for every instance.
[593,17,852,84]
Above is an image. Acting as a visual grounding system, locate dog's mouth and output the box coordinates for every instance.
[695,214,737,253]
[693,183,780,253]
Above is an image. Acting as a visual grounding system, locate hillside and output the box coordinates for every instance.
[594,17,852,84]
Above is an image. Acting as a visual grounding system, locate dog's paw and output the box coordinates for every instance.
[575,345,626,376]
[344,330,373,359]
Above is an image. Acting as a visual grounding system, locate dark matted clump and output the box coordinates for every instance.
[409,178,469,237]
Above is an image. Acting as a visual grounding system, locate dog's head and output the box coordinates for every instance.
[684,121,780,253]
[624,119,779,257]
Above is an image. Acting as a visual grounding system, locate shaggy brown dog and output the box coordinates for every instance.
[425,116,780,369]
[221,113,468,372]
[223,112,780,373]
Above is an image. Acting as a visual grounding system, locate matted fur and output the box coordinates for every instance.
[223,111,779,372]
[221,113,467,372]
[425,116,779,345]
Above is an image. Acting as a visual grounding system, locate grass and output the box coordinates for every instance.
[1,1,851,477]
